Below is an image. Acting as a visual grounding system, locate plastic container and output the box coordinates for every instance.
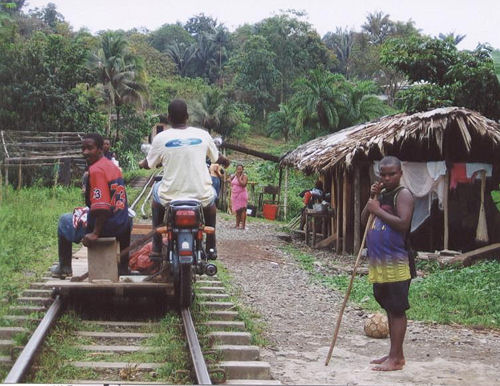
[262,203,278,220]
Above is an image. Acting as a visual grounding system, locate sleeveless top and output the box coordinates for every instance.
[366,186,411,284]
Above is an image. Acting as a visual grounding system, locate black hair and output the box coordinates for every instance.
[168,99,188,124]
[83,133,104,149]
[315,180,323,190]
[380,156,402,170]
[159,113,168,124]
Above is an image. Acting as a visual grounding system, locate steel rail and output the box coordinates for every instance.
[181,308,212,385]
[4,295,63,384]
[129,171,157,210]
[140,185,154,218]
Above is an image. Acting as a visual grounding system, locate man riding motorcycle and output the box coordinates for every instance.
[139,99,230,262]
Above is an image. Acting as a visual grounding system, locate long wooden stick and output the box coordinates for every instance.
[325,214,374,366]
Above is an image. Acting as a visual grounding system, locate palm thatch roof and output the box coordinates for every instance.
[280,107,500,174]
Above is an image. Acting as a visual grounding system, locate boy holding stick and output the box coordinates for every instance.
[361,156,415,371]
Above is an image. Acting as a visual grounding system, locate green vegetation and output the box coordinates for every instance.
[0,186,81,317]
[2,4,498,186]
[492,50,500,82]
[283,245,500,328]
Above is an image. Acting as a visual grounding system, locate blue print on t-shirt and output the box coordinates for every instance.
[165,138,202,147]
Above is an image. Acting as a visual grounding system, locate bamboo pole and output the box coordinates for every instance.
[284,167,288,221]
[330,176,335,240]
[353,166,361,252]
[342,169,348,254]
[325,214,374,366]
[443,171,449,250]
[336,170,341,253]
[17,161,22,190]
[5,159,8,188]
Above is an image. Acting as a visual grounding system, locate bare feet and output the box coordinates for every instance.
[371,357,405,371]
[370,355,388,364]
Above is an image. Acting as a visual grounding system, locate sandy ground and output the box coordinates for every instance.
[216,216,500,385]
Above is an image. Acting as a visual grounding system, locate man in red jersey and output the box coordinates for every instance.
[51,133,131,278]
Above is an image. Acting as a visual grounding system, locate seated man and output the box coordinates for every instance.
[139,99,230,260]
[51,133,132,278]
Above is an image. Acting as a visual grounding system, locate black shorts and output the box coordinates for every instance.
[373,280,411,315]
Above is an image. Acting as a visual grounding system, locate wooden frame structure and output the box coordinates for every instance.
[0,130,85,188]
[281,107,500,253]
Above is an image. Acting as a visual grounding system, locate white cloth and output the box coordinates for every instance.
[465,163,492,178]
[373,161,447,232]
[146,127,219,207]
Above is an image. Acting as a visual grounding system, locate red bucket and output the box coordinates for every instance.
[262,204,278,220]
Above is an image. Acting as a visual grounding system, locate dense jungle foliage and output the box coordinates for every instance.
[0,1,499,172]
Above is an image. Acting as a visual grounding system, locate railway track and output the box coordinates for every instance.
[1,171,280,384]
[3,291,212,383]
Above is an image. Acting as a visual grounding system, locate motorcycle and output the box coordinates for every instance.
[159,199,217,308]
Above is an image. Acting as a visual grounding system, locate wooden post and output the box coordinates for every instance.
[443,170,449,250]
[342,169,348,254]
[17,162,22,190]
[0,162,3,205]
[305,211,310,246]
[336,170,341,253]
[5,159,8,188]
[330,177,335,238]
[284,167,288,221]
[353,166,361,253]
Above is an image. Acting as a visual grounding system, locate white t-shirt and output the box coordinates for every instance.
[146,127,219,207]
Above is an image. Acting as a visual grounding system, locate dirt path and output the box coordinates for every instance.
[216,217,500,385]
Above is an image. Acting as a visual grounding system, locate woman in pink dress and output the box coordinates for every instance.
[231,164,248,229]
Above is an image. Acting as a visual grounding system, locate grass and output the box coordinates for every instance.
[283,244,500,329]
[0,186,81,318]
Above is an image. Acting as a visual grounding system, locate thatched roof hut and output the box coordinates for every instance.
[281,107,500,174]
[281,107,500,254]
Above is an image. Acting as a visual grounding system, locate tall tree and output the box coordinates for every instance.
[381,36,500,118]
[255,11,333,104]
[323,28,354,76]
[90,31,147,140]
[149,23,194,53]
[166,41,198,76]
[184,13,217,37]
[266,104,295,141]
[362,11,394,45]
[229,35,279,119]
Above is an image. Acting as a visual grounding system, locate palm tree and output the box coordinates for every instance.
[190,88,241,138]
[362,11,394,45]
[266,104,295,141]
[212,26,230,86]
[90,32,147,140]
[291,69,346,137]
[323,28,354,77]
[438,32,467,46]
[194,32,217,79]
[166,41,198,76]
[341,80,390,128]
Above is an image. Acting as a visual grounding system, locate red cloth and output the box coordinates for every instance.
[129,242,156,273]
[303,191,312,205]
[450,163,471,189]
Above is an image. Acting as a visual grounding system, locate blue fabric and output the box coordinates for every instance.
[58,213,86,243]
[211,176,221,197]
